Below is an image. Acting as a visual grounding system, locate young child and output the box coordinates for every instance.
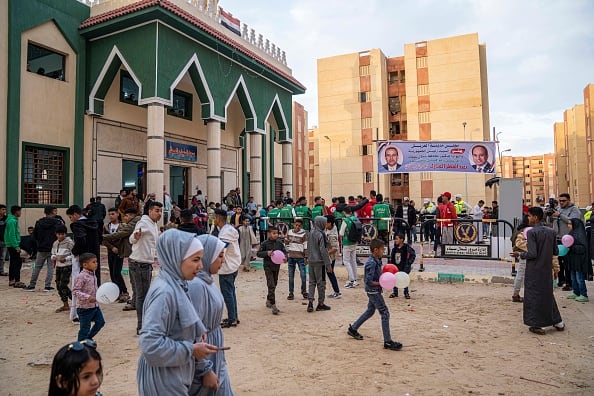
[389,233,416,299]
[72,253,105,341]
[48,339,103,396]
[51,225,74,313]
[238,215,258,272]
[256,226,287,315]
[286,218,308,300]
[347,239,403,351]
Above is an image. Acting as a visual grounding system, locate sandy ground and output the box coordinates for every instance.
[1,262,593,396]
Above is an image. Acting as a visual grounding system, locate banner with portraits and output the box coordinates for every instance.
[377,141,497,174]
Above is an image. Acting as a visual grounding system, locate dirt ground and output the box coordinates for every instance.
[1,263,593,396]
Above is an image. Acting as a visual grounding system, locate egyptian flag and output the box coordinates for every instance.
[219,7,241,36]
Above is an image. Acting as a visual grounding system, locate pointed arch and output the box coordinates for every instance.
[87,46,142,115]
[266,94,290,142]
[169,54,216,120]
[224,75,263,133]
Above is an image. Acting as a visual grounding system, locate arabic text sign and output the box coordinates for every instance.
[377,141,497,174]
[166,141,197,162]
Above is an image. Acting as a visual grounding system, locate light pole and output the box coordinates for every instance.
[499,148,511,177]
[324,135,333,197]
[462,122,468,200]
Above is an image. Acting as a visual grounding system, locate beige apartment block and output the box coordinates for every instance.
[563,105,589,207]
[554,121,570,195]
[501,154,557,206]
[584,84,594,203]
[314,33,493,206]
[292,101,308,201]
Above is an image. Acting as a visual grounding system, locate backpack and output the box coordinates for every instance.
[345,216,363,243]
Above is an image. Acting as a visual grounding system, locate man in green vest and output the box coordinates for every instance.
[311,196,326,219]
[294,196,312,230]
[372,193,391,244]
[279,198,295,228]
[267,200,283,226]
[454,194,473,216]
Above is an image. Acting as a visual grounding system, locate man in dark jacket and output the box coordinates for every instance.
[177,209,205,235]
[24,206,64,291]
[66,205,102,283]
[103,208,140,309]
[88,196,107,225]
[395,197,418,244]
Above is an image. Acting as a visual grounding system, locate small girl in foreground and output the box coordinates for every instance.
[48,339,103,396]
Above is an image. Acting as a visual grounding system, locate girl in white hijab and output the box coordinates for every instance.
[138,229,218,395]
[188,234,234,395]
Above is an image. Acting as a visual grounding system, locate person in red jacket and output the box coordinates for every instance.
[438,192,457,245]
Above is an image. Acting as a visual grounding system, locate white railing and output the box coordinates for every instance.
[77,0,288,68]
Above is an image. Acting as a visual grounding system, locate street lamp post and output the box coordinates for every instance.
[324,135,333,197]
[499,149,511,177]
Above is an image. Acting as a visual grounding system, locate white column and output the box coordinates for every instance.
[249,133,263,206]
[146,104,165,208]
[281,142,293,198]
[206,120,221,203]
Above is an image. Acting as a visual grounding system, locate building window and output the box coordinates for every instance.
[417,84,429,96]
[418,112,430,124]
[389,72,399,84]
[359,92,370,103]
[27,42,65,81]
[120,70,139,105]
[401,121,407,134]
[22,143,69,207]
[361,118,372,129]
[365,172,372,183]
[167,90,192,120]
[361,145,372,156]
[359,65,370,76]
[400,70,405,83]
[390,122,400,136]
[416,56,428,68]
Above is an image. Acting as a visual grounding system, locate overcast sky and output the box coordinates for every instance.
[222,0,594,156]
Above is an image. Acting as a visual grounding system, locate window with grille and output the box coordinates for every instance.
[365,172,372,183]
[22,144,68,206]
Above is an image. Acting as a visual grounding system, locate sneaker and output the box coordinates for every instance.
[328,292,342,299]
[72,318,80,324]
[44,287,55,292]
[287,293,294,300]
[23,285,35,292]
[271,305,280,315]
[418,266,425,272]
[566,293,577,299]
[316,304,331,311]
[347,325,363,340]
[352,281,360,287]
[344,281,353,288]
[307,302,314,312]
[575,296,589,303]
[384,340,403,351]
[389,293,398,298]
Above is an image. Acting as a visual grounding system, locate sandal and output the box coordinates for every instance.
[221,319,239,328]
[512,295,524,303]
[553,322,565,331]
[529,327,546,335]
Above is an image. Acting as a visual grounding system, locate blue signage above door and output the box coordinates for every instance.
[166,141,197,162]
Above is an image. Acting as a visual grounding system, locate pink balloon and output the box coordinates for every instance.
[379,272,396,290]
[271,250,286,265]
[522,227,533,239]
[561,234,574,248]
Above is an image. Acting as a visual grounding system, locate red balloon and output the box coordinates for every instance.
[382,264,399,274]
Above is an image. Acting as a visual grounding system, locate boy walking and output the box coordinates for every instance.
[72,253,105,341]
[51,225,74,313]
[306,216,332,312]
[286,219,308,300]
[347,239,403,350]
[389,233,416,299]
[257,226,287,315]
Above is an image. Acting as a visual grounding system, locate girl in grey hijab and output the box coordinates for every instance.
[138,229,218,395]
[188,234,234,395]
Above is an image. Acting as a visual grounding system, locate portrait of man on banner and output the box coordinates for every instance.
[378,143,403,173]
[469,144,495,173]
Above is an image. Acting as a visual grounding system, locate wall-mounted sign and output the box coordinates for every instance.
[166,141,197,162]
[443,244,490,257]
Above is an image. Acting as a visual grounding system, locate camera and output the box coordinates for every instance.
[545,198,556,217]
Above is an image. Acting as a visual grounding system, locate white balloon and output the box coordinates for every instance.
[96,282,120,304]
[394,272,410,289]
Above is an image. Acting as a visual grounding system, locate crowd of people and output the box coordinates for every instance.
[1,187,593,394]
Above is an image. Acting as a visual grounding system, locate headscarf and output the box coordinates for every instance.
[569,218,588,248]
[156,229,203,328]
[196,234,226,285]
